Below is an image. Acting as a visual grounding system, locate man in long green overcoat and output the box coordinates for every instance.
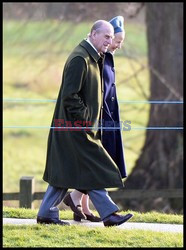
[37,20,133,227]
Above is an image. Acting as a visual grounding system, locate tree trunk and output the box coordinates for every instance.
[123,3,183,213]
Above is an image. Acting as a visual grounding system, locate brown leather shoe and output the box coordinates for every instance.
[73,212,102,222]
[63,193,86,219]
[84,213,102,222]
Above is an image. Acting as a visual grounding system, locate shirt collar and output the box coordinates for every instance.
[85,38,100,55]
[80,40,101,63]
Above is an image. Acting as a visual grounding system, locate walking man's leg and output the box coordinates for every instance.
[37,185,70,225]
[87,189,133,227]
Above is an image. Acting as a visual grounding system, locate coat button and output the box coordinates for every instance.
[111,97,115,101]
[112,83,115,87]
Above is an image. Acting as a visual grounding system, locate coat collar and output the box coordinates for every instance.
[79,40,101,63]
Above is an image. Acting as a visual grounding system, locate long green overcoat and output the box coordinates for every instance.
[43,39,124,190]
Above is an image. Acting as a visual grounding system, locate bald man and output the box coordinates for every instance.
[37,20,133,227]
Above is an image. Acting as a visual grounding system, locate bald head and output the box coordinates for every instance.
[90,20,114,34]
[89,20,114,54]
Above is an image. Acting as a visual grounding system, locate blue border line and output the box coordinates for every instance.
[3,98,183,104]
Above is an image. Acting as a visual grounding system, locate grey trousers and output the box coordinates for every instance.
[37,185,119,220]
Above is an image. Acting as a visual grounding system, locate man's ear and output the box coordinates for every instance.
[91,30,97,40]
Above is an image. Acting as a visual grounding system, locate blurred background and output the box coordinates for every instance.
[3,2,183,214]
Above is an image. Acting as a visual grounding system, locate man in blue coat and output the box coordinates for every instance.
[64,16,129,222]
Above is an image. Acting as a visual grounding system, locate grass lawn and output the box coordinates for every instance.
[3,224,183,248]
[3,207,183,247]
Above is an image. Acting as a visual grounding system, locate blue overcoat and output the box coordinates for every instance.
[102,52,127,178]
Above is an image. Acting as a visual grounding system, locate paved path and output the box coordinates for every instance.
[3,218,183,233]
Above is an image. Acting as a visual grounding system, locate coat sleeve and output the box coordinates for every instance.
[61,56,89,121]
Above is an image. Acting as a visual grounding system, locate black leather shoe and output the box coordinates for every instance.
[63,193,86,219]
[73,212,102,222]
[37,216,70,226]
[103,213,133,227]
